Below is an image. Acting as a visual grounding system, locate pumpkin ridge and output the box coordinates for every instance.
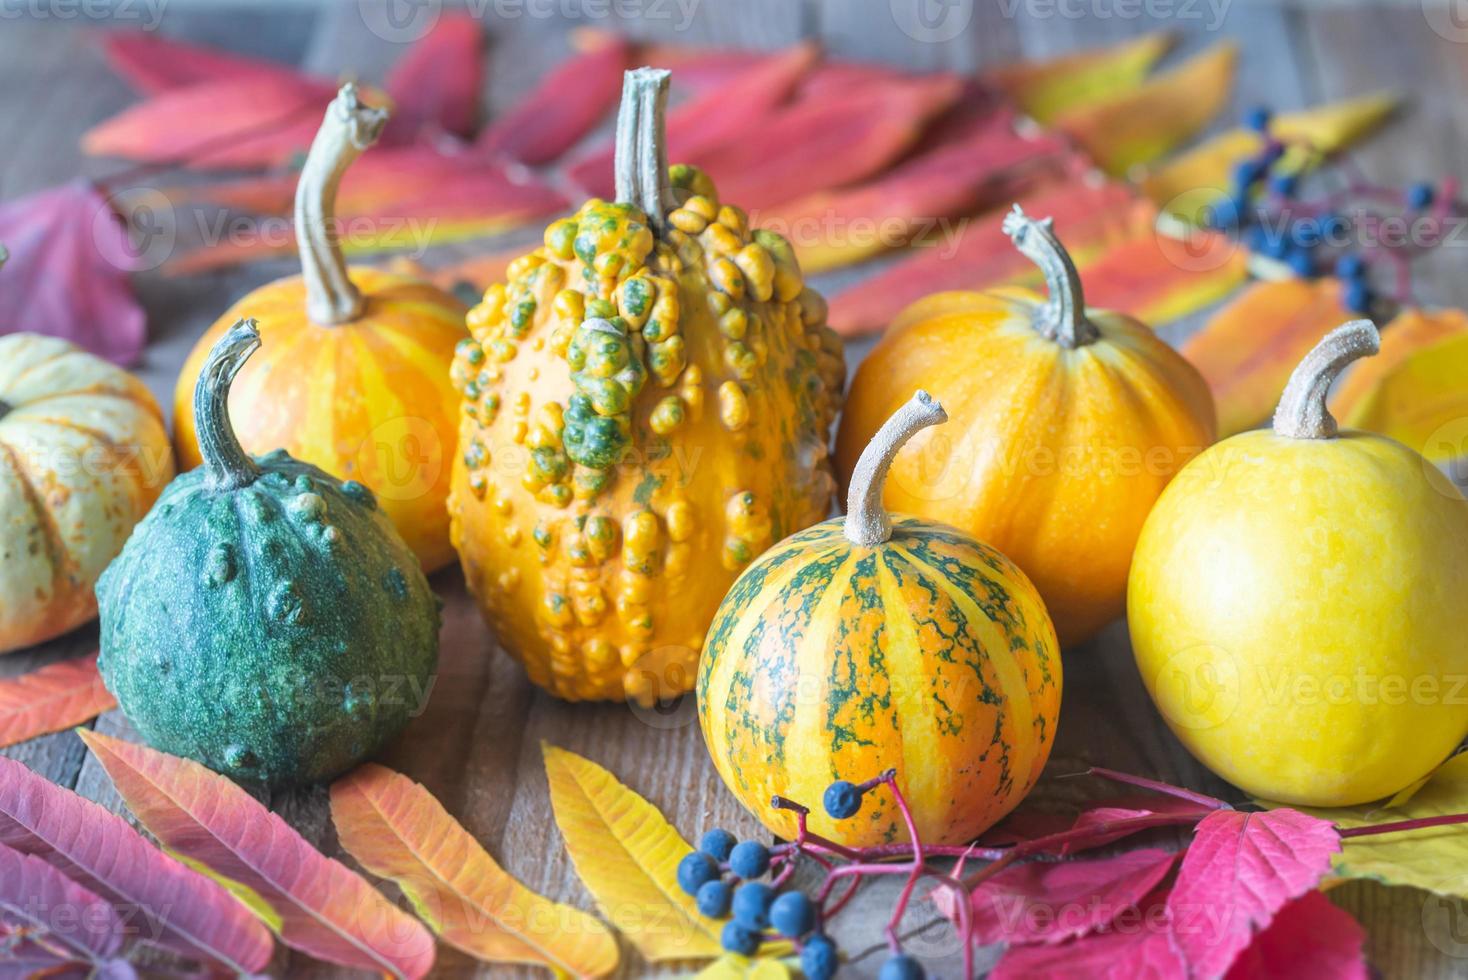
[0,440,73,601]
[1,346,73,394]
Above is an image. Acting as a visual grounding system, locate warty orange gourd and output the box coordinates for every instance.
[449,69,845,702]
[835,206,1216,647]
[172,84,467,572]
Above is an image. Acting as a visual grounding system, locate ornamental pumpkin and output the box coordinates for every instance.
[449,69,845,702]
[173,84,466,572]
[698,392,1061,847]
[834,206,1216,648]
[100,319,439,789]
[1130,320,1468,806]
[0,321,174,652]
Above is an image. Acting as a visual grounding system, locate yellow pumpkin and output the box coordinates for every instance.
[834,206,1216,647]
[698,392,1061,846]
[173,84,466,572]
[0,330,174,653]
[449,69,845,701]
[1130,320,1468,806]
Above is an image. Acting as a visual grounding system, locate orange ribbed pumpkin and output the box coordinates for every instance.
[835,207,1216,648]
[173,85,466,572]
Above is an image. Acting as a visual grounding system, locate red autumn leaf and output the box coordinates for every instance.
[477,31,628,166]
[566,43,820,199]
[1060,796,1218,854]
[796,60,911,100]
[1077,221,1250,325]
[80,730,437,980]
[82,74,337,169]
[1223,891,1367,980]
[627,36,769,91]
[935,848,1180,947]
[0,652,116,749]
[0,180,146,365]
[990,888,1185,979]
[0,756,273,973]
[1166,808,1341,978]
[98,29,310,94]
[384,12,484,142]
[0,841,127,966]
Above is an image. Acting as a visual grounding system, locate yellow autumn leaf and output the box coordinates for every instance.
[544,744,724,963]
[984,32,1174,125]
[331,763,620,978]
[1143,91,1398,216]
[1333,307,1468,421]
[696,954,796,979]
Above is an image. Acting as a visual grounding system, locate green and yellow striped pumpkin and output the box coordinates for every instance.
[697,392,1062,847]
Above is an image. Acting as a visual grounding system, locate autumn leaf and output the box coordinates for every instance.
[0,841,126,967]
[1057,796,1219,855]
[1181,276,1356,436]
[989,888,1184,978]
[1332,306,1468,422]
[78,730,435,980]
[0,755,274,973]
[331,763,619,978]
[1222,891,1367,980]
[1165,808,1341,977]
[1334,327,1468,462]
[697,954,796,978]
[0,180,146,365]
[1056,43,1239,175]
[0,653,115,749]
[383,13,485,142]
[542,744,723,962]
[626,36,769,92]
[477,31,628,166]
[984,32,1174,125]
[98,29,310,94]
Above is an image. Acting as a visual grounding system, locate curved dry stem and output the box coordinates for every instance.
[294,83,388,326]
[1001,204,1098,348]
[196,318,263,492]
[613,67,676,232]
[844,391,948,547]
[1273,319,1380,439]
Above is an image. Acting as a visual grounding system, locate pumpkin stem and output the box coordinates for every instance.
[196,318,263,492]
[844,391,948,547]
[295,83,388,326]
[1001,204,1099,349]
[614,68,676,234]
[1273,319,1380,440]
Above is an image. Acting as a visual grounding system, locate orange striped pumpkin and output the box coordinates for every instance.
[172,85,466,572]
[698,392,1061,847]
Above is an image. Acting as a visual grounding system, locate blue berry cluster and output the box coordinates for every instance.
[675,776,925,980]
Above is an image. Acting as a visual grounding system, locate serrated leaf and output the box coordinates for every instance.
[990,888,1182,978]
[1332,306,1468,422]
[0,653,115,749]
[1056,43,1238,175]
[0,841,125,965]
[331,763,619,978]
[1181,277,1356,436]
[1335,327,1468,462]
[542,744,722,962]
[985,32,1174,125]
[0,755,273,973]
[78,730,434,979]
[1222,891,1367,980]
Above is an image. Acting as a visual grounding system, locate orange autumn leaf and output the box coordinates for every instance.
[984,32,1174,125]
[1080,224,1249,326]
[1056,43,1239,175]
[0,652,115,749]
[1338,329,1468,462]
[1331,307,1468,422]
[1182,277,1356,436]
[79,730,437,980]
[543,744,724,962]
[331,763,619,978]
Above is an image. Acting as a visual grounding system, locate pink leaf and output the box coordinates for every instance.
[477,32,628,166]
[936,849,1180,947]
[1062,796,1218,854]
[0,841,126,965]
[0,756,273,973]
[990,888,1185,979]
[98,30,311,94]
[384,13,484,142]
[1223,891,1368,980]
[1166,808,1341,978]
[0,652,117,750]
[0,180,146,365]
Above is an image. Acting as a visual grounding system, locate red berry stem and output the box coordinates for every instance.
[1079,767,1231,810]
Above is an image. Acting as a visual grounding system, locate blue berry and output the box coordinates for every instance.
[1242,224,1267,254]
[1270,172,1299,198]
[1230,159,1263,193]
[1259,140,1286,166]
[824,780,863,819]
[677,852,719,897]
[879,953,925,980]
[770,891,816,938]
[728,841,770,879]
[801,934,839,980]
[1345,280,1373,314]
[721,920,760,956]
[1262,231,1290,260]
[732,881,774,930]
[1407,181,1435,209]
[1335,253,1366,280]
[1286,245,1315,278]
[1244,105,1273,133]
[697,879,732,918]
[699,828,738,862]
[1204,196,1242,231]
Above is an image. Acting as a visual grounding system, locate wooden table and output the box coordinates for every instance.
[3,2,1467,977]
